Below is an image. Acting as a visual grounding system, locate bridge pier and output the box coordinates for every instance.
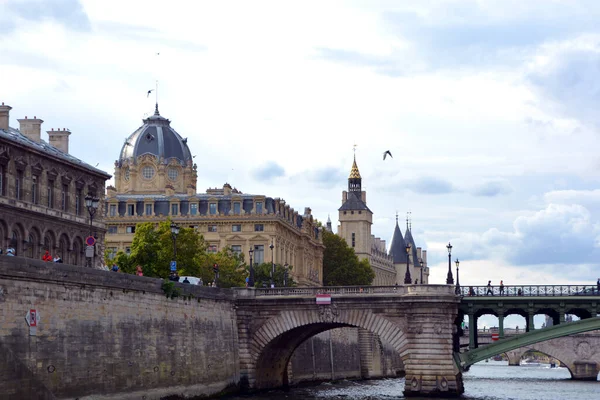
[572,361,599,381]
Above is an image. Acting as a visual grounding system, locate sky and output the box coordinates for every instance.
[2,1,600,328]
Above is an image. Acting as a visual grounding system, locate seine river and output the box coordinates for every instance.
[225,361,599,400]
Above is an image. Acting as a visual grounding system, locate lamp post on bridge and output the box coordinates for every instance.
[420,258,424,284]
[269,240,275,288]
[446,242,454,284]
[455,259,461,295]
[404,243,412,284]
[85,193,99,268]
[170,222,179,277]
[248,248,255,288]
[283,262,289,287]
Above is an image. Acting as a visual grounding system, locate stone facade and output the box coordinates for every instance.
[105,105,324,286]
[0,102,111,266]
[337,155,430,286]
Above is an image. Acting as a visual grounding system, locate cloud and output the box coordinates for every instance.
[3,0,91,32]
[406,177,456,195]
[252,161,285,180]
[471,180,513,197]
[301,167,347,188]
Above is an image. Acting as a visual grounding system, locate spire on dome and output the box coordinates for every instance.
[154,102,160,116]
[349,154,361,179]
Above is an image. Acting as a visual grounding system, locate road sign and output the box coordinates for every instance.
[85,236,96,246]
[170,261,177,271]
[25,309,39,327]
[316,294,331,305]
[491,333,499,341]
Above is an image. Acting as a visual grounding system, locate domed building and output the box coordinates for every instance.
[105,105,324,286]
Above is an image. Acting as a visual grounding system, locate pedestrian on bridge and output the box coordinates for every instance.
[597,278,599,294]
[486,280,493,295]
[499,280,504,295]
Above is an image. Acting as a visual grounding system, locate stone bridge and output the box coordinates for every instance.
[234,285,463,397]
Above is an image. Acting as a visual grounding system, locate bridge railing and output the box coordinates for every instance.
[253,285,407,296]
[459,285,600,297]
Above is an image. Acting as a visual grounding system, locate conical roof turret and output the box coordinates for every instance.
[389,214,408,263]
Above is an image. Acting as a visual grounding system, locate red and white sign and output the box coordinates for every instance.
[25,309,39,327]
[491,333,499,341]
[316,294,331,305]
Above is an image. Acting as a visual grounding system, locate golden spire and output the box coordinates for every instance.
[349,154,361,179]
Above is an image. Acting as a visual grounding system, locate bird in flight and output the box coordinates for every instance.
[147,89,154,98]
[383,150,393,160]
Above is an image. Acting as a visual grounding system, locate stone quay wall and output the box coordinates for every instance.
[0,257,239,400]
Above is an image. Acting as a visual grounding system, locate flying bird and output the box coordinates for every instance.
[147,89,154,98]
[383,150,393,160]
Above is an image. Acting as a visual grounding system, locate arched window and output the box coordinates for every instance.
[26,233,35,258]
[10,230,18,255]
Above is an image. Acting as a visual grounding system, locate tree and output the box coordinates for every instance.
[251,262,296,288]
[196,247,246,288]
[322,230,374,286]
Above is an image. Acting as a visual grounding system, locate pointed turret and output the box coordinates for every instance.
[326,215,332,232]
[404,221,419,266]
[339,155,371,212]
[388,214,408,263]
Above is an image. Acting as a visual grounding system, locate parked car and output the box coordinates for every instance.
[179,276,202,285]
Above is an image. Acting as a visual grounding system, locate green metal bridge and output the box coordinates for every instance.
[455,317,600,369]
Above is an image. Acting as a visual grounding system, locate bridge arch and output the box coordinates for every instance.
[249,308,408,389]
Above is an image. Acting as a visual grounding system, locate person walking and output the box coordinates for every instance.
[6,248,15,256]
[486,280,493,295]
[597,278,600,294]
[499,280,505,296]
[42,250,52,262]
[136,265,143,276]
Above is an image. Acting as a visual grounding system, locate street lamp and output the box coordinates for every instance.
[283,262,289,287]
[269,240,275,288]
[85,193,100,267]
[446,242,454,284]
[248,248,255,288]
[455,259,461,295]
[404,243,412,284]
[170,222,179,264]
[419,258,424,284]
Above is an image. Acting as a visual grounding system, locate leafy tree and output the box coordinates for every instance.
[251,262,296,288]
[195,247,246,288]
[322,230,374,286]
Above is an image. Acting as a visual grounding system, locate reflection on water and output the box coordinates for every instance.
[224,361,599,400]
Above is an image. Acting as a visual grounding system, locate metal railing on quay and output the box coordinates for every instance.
[253,285,407,297]
[459,285,600,297]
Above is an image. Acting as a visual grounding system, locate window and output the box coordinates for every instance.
[171,203,178,216]
[233,202,240,215]
[209,203,217,215]
[253,245,264,264]
[254,224,264,232]
[107,247,117,260]
[168,167,179,180]
[208,225,217,232]
[190,203,198,215]
[127,204,134,216]
[352,232,355,248]
[31,175,38,204]
[126,226,136,234]
[231,245,242,255]
[75,189,81,214]
[107,225,118,234]
[208,244,218,253]
[61,184,68,210]
[124,168,130,181]
[109,204,117,217]
[256,202,263,214]
[47,179,54,208]
[232,224,241,232]
[142,166,155,179]
[145,203,153,216]
[125,247,131,255]
[15,171,23,200]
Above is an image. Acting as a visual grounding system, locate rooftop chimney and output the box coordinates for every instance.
[18,115,44,143]
[0,102,12,131]
[48,128,71,154]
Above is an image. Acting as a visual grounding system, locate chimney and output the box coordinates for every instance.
[18,115,44,142]
[48,128,71,153]
[0,102,12,131]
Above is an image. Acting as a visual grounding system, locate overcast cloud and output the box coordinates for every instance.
[2,0,600,310]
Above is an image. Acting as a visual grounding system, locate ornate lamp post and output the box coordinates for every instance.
[419,258,424,284]
[85,193,100,267]
[284,262,289,287]
[248,248,255,288]
[455,259,461,295]
[269,240,275,288]
[404,243,412,284]
[170,222,179,278]
[446,242,454,284]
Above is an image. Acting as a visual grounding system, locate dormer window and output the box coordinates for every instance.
[256,202,263,214]
[142,166,155,179]
[168,167,179,181]
[209,203,217,215]
[145,132,154,142]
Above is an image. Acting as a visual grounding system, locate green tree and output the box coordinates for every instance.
[322,230,374,286]
[196,247,246,288]
[251,262,296,288]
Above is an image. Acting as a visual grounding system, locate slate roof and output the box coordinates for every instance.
[0,126,111,178]
[388,221,408,263]
[404,227,420,265]
[338,191,372,212]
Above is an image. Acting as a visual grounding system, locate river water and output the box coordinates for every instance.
[225,361,599,400]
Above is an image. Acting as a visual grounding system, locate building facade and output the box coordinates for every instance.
[337,156,430,286]
[0,102,111,266]
[105,105,324,286]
